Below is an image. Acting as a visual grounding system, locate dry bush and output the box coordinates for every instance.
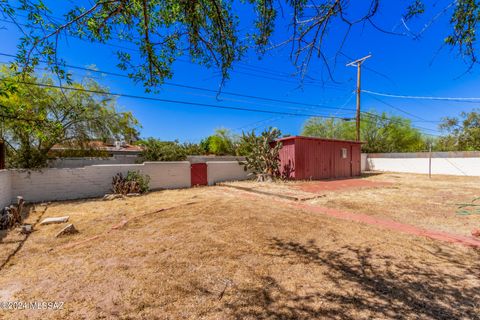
[112,171,150,195]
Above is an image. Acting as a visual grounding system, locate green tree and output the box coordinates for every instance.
[2,1,479,88]
[137,138,187,161]
[301,112,427,153]
[438,109,480,151]
[0,68,139,168]
[302,118,354,140]
[200,128,237,155]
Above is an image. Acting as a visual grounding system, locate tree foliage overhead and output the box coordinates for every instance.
[1,1,479,88]
[302,112,427,153]
[438,109,480,151]
[0,67,139,168]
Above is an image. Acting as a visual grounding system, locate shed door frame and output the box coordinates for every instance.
[350,145,353,177]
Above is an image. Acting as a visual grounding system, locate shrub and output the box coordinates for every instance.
[112,171,150,194]
[182,142,205,156]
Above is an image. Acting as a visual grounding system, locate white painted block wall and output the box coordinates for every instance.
[207,161,250,185]
[10,162,191,203]
[367,157,480,176]
[0,170,12,208]
[361,153,368,172]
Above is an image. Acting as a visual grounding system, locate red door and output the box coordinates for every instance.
[350,145,361,176]
[191,163,208,186]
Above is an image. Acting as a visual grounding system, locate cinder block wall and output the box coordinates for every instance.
[366,157,480,176]
[0,170,12,208]
[48,155,139,168]
[361,154,368,172]
[365,152,480,176]
[10,162,191,203]
[2,161,249,204]
[206,161,249,185]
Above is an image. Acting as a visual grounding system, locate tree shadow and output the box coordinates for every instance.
[280,160,295,180]
[0,204,39,270]
[224,238,480,319]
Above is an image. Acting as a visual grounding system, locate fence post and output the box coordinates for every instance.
[428,144,432,179]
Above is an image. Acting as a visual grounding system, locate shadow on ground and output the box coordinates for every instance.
[224,238,480,320]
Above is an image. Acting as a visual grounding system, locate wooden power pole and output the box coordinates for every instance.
[346,54,372,141]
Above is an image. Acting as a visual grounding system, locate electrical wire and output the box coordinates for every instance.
[367,94,433,122]
[0,53,356,114]
[3,79,355,120]
[0,18,351,90]
[362,89,480,102]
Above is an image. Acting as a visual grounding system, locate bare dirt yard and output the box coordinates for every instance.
[0,172,479,319]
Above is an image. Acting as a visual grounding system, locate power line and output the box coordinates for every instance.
[6,10,356,88]
[360,111,441,135]
[0,18,351,90]
[367,94,432,122]
[0,61,443,136]
[5,79,355,120]
[0,53,356,114]
[362,89,480,102]
[235,92,357,132]
[0,18,454,133]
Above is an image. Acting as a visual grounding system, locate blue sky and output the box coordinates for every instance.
[1,1,479,142]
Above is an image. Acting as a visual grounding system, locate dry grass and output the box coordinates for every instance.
[221,180,320,200]
[0,176,479,319]
[305,173,480,236]
[223,173,480,236]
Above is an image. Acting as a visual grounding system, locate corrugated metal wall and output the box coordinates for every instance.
[351,144,361,176]
[278,137,362,180]
[295,138,334,179]
[278,139,296,179]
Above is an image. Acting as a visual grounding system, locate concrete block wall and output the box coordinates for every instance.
[187,155,246,164]
[48,155,139,168]
[0,170,12,208]
[361,154,368,172]
[10,162,191,203]
[366,157,480,176]
[206,161,250,185]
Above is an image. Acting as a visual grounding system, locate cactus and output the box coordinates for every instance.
[240,128,282,182]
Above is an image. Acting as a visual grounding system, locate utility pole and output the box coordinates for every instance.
[346,54,372,141]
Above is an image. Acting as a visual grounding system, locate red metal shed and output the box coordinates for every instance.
[276,136,362,180]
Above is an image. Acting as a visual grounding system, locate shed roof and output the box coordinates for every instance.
[276,136,364,144]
